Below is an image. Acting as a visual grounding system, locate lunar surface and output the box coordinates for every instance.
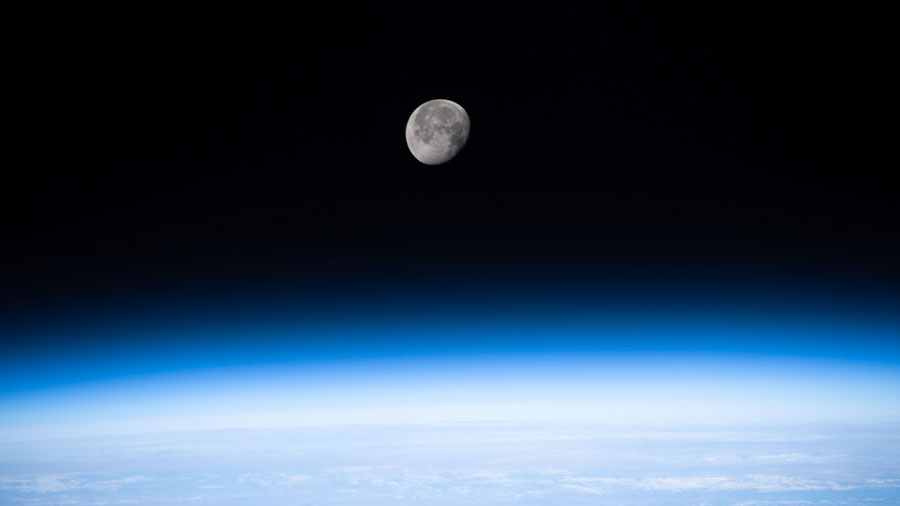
[405,99,470,165]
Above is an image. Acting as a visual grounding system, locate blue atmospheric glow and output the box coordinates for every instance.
[3,352,900,437]
[1,295,899,505]
[2,300,900,395]
[1,312,899,437]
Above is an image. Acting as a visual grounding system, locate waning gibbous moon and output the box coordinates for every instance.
[405,99,470,165]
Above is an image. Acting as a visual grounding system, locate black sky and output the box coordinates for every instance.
[3,6,898,320]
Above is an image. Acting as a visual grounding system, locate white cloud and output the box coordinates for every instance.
[0,475,149,494]
[464,470,527,486]
[560,483,607,495]
[562,476,620,485]
[2,465,898,505]
[237,472,312,487]
[703,452,837,464]
[731,501,816,506]
[82,476,149,492]
[864,478,900,488]
[560,474,859,493]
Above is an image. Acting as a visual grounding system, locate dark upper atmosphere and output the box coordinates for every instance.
[3,6,897,329]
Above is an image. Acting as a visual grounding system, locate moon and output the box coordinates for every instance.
[405,99,470,165]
